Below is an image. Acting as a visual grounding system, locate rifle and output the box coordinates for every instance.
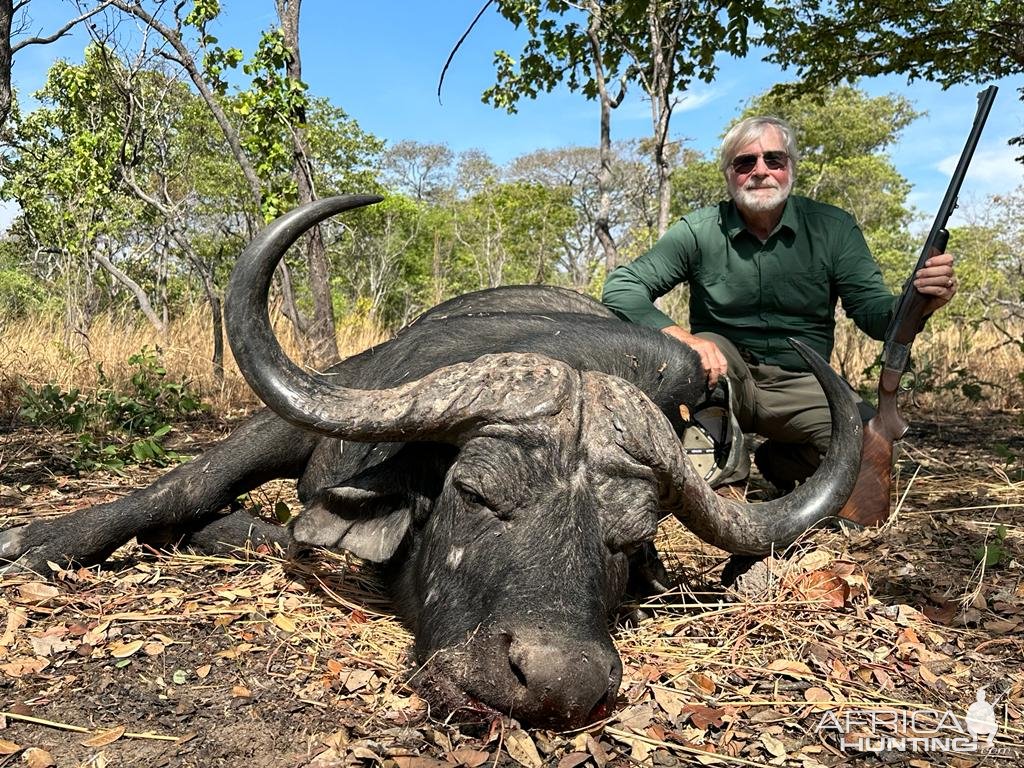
[839,85,998,527]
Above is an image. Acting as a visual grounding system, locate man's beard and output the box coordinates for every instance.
[731,177,792,213]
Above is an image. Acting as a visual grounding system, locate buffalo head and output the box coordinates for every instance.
[225,196,862,728]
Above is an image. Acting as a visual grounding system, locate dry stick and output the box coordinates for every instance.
[892,464,922,520]
[0,711,179,742]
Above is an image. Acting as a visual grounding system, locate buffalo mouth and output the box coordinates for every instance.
[409,626,622,730]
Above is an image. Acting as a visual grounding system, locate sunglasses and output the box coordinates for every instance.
[730,151,789,174]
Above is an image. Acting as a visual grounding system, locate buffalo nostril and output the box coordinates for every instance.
[508,653,529,688]
[506,633,621,725]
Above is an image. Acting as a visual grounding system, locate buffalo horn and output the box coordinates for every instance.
[225,196,578,442]
[664,339,862,555]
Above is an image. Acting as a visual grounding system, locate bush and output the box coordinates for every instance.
[19,346,207,472]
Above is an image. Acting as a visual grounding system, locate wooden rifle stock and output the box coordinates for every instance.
[838,85,997,527]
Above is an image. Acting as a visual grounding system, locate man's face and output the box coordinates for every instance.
[725,127,793,215]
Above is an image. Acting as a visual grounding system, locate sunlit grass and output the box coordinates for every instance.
[0,305,386,416]
[2,303,1020,416]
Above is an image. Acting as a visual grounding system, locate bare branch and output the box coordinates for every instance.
[11,1,116,53]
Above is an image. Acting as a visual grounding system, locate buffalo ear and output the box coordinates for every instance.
[290,442,454,563]
[292,485,411,562]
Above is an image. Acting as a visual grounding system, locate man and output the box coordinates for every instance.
[602,116,957,490]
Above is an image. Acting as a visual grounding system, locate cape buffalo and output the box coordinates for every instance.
[0,195,862,729]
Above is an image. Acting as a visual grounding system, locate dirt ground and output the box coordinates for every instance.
[1,407,1022,768]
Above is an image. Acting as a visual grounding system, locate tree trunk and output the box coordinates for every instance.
[0,0,11,129]
[94,251,167,336]
[645,1,683,237]
[276,0,339,368]
[585,2,624,271]
[197,270,225,386]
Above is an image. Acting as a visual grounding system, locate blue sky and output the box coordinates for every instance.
[10,1,1024,230]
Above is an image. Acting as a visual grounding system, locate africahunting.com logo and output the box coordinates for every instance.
[815,687,1017,757]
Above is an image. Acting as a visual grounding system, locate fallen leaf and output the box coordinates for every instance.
[272,614,296,633]
[585,735,610,768]
[215,643,254,659]
[108,640,145,659]
[652,686,685,718]
[691,672,717,694]
[505,729,542,768]
[0,739,20,755]
[556,752,591,768]
[16,583,59,605]
[23,747,56,768]
[682,704,727,730]
[983,618,1020,634]
[196,664,212,679]
[765,659,812,678]
[0,656,47,678]
[873,668,895,690]
[448,747,490,767]
[760,732,787,759]
[0,609,27,647]
[30,634,76,658]
[81,726,126,748]
[340,668,376,693]
[792,570,849,608]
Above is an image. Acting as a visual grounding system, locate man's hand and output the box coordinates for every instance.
[661,325,727,387]
[913,251,958,313]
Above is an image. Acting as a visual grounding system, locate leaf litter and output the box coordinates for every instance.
[1,410,1022,766]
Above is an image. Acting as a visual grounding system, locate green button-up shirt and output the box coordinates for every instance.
[602,195,896,371]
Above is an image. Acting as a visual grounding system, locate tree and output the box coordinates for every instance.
[1,45,155,341]
[485,0,777,267]
[762,0,1024,155]
[101,0,384,367]
[0,0,114,129]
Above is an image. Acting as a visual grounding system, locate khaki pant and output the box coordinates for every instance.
[698,332,873,486]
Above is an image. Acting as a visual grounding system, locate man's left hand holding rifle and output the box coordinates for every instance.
[600,114,958,494]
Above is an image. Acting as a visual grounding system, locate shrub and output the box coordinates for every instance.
[19,346,207,472]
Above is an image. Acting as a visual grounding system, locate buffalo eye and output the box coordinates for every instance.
[454,479,490,509]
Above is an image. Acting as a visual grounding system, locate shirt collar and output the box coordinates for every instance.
[723,197,798,242]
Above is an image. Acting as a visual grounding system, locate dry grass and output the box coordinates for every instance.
[0,306,387,416]
[832,314,1023,411]
[2,305,1020,419]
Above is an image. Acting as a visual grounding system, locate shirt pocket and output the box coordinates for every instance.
[696,268,760,319]
[773,267,830,318]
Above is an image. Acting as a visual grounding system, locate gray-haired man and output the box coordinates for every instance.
[603,116,957,490]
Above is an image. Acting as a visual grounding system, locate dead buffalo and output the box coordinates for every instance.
[0,195,862,729]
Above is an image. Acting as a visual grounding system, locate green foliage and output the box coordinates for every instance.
[669,153,723,216]
[903,351,999,404]
[972,524,1011,569]
[761,1,1024,155]
[0,266,51,318]
[19,347,206,472]
[486,0,779,112]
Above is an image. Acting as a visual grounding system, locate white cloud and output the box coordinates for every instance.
[937,139,1023,189]
[613,86,720,123]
